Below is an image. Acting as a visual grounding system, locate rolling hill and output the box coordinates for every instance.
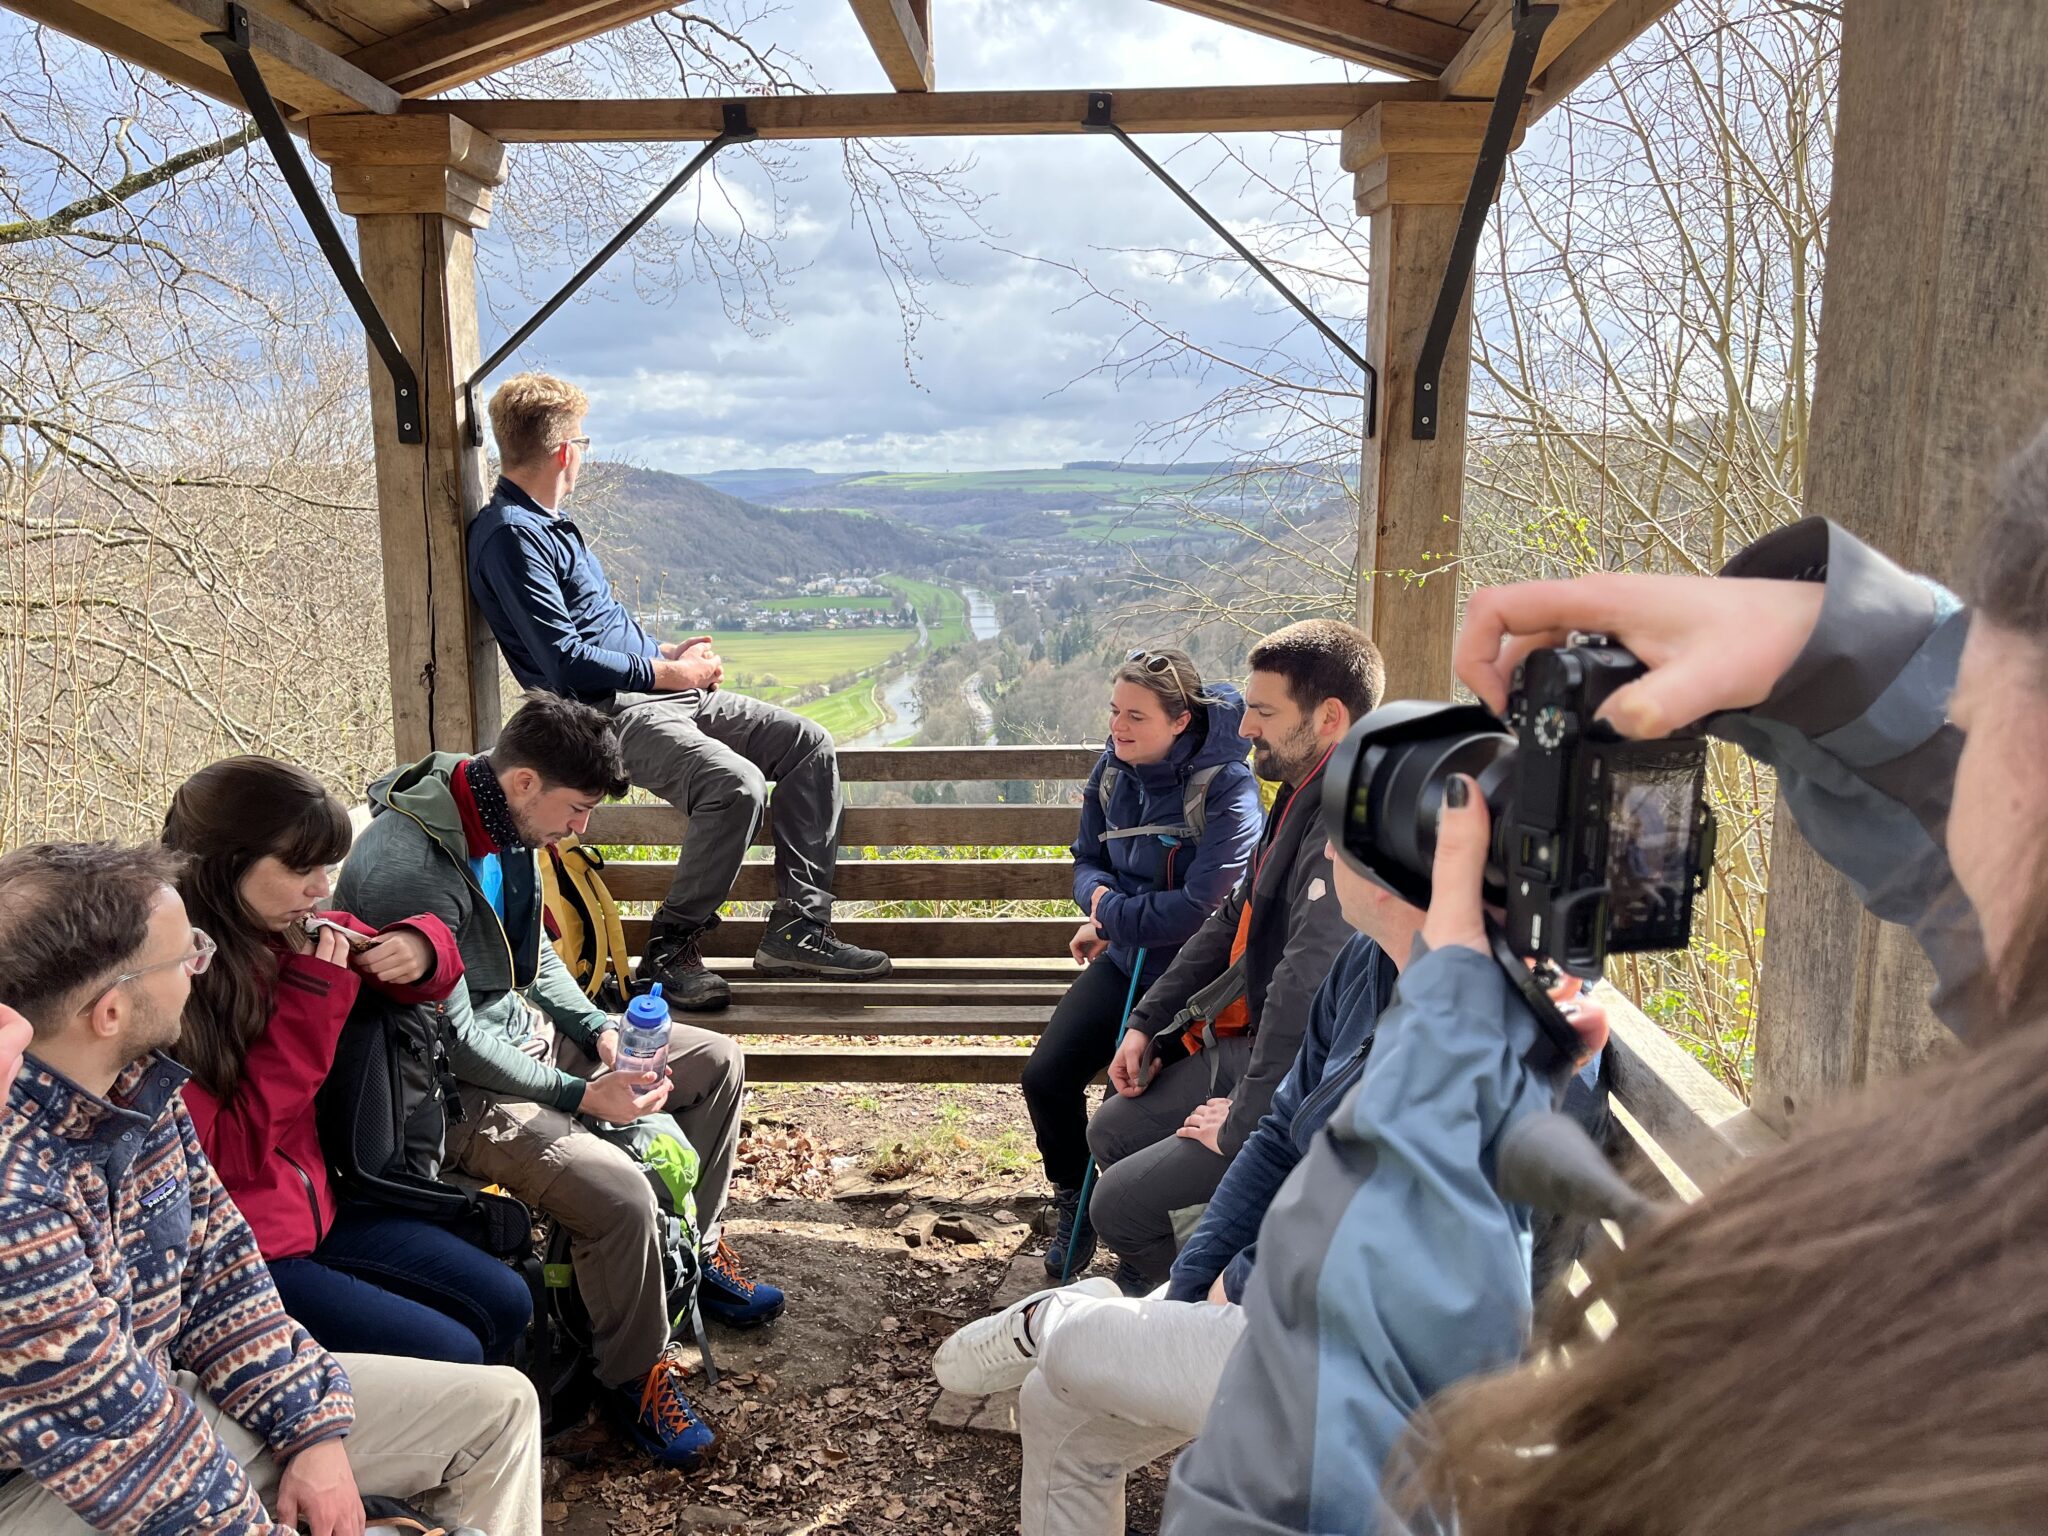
[567,462,982,600]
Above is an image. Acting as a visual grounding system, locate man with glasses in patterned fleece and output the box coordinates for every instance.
[0,841,540,1536]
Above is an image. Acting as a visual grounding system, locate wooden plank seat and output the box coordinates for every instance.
[585,745,1097,1083]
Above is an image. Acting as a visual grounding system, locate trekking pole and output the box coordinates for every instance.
[1061,946,1146,1286]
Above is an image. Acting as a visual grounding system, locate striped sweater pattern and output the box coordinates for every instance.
[0,1051,355,1532]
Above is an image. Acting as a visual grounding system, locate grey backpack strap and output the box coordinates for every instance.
[1100,762,1225,844]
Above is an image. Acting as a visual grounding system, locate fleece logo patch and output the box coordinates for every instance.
[1306,877,1326,903]
[138,1175,182,1214]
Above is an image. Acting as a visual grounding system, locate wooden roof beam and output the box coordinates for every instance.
[1437,0,1610,101]
[847,0,932,92]
[1146,0,1469,79]
[1,0,399,115]
[343,0,680,99]
[420,81,1436,142]
[1529,0,1681,117]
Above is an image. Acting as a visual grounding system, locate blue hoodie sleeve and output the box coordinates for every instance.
[1071,752,1116,917]
[471,523,657,697]
[1093,762,1262,951]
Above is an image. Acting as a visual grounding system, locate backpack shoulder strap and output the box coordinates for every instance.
[1181,762,1224,843]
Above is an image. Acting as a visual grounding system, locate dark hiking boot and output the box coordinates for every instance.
[636,923,730,1012]
[1111,1258,1150,1297]
[1042,1186,1097,1280]
[752,912,892,979]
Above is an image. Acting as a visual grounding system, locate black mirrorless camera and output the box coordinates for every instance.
[1323,637,1716,983]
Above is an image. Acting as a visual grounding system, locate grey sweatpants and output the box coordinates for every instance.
[610,687,841,931]
[1085,1039,1252,1287]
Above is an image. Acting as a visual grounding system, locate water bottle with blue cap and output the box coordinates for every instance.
[616,983,673,1077]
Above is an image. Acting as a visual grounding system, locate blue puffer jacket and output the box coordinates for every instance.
[1071,682,1264,985]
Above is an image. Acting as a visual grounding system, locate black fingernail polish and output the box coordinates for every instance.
[1445,776,1470,809]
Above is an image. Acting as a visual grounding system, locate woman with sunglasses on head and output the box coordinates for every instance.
[163,757,533,1366]
[1027,648,1264,1280]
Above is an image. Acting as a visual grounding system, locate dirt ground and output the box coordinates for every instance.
[541,1080,1172,1536]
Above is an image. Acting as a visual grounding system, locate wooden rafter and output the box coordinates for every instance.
[415,81,1435,142]
[1530,0,1680,116]
[3,0,398,114]
[846,0,932,92]
[1438,0,1608,100]
[344,0,680,99]
[1146,0,1469,79]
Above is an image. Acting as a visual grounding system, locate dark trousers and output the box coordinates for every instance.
[1023,958,1144,1190]
[1086,1039,1254,1287]
[609,688,841,932]
[268,1208,532,1366]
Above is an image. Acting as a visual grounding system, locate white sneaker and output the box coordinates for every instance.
[933,1276,1121,1394]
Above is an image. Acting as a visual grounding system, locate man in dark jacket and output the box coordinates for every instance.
[467,372,887,1014]
[1086,619,1384,1290]
[0,842,540,1535]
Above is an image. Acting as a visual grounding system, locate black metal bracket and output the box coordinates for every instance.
[1412,0,1555,439]
[465,102,759,445]
[1083,92,1378,437]
[203,4,424,444]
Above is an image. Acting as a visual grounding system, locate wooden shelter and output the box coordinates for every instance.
[6,0,2046,1198]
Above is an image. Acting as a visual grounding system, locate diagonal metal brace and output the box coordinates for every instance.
[1084,92,1378,438]
[465,103,759,444]
[203,5,423,444]
[1412,0,1555,439]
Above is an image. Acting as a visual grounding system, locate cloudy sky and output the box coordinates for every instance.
[472,1,1384,476]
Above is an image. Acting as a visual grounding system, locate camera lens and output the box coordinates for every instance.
[1322,702,1517,910]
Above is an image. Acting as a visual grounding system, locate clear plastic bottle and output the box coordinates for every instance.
[615,984,672,1078]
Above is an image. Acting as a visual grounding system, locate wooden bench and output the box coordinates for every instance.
[588,744,1097,1083]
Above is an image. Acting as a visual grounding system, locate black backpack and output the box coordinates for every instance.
[316,991,530,1260]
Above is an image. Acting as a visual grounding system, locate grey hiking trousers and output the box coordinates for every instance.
[609,687,841,932]
[1086,1039,1253,1288]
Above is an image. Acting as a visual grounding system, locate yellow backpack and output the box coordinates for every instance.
[539,835,632,1010]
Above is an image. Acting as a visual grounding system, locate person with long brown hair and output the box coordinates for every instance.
[1161,422,2048,1535]
[164,755,533,1366]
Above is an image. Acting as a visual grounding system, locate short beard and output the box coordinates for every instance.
[122,991,184,1067]
[1253,722,1320,785]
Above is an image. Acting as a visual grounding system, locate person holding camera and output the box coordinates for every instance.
[163,756,533,1367]
[337,694,779,1472]
[469,373,888,1015]
[0,842,542,1536]
[1162,425,2048,1535]
[1026,647,1262,1279]
[1083,620,1383,1293]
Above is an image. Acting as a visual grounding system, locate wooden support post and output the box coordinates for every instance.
[309,113,508,759]
[1752,0,2048,1133]
[1344,102,1519,697]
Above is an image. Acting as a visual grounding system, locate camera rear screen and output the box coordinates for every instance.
[1604,758,1702,941]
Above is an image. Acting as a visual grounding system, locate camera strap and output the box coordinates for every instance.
[1488,920,1585,1081]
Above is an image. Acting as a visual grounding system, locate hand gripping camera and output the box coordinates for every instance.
[1324,637,1717,1060]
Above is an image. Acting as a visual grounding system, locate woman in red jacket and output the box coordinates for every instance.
[164,756,532,1365]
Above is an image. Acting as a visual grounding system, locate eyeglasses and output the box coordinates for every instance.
[92,928,215,1000]
[560,435,592,453]
[1125,649,1176,674]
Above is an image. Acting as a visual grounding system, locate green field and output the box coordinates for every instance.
[760,593,900,613]
[706,628,917,687]
[880,576,969,649]
[798,679,886,740]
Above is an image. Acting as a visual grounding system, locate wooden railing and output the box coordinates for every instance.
[588,743,1780,1195]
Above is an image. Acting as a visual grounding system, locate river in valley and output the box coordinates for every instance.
[842,584,1000,749]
